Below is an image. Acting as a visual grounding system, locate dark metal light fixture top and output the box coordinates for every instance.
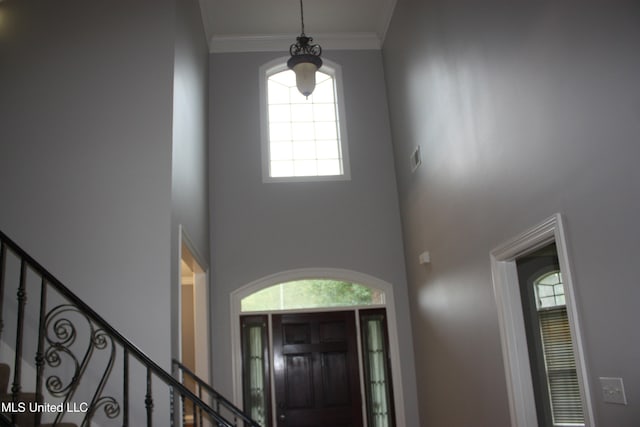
[287,0,323,97]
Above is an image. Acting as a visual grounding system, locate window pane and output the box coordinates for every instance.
[293,141,316,160]
[535,271,566,310]
[268,80,290,104]
[291,104,314,122]
[291,122,315,141]
[270,160,294,177]
[270,142,293,161]
[537,285,554,297]
[313,104,337,121]
[316,72,331,85]
[313,78,335,103]
[316,140,340,160]
[294,160,317,176]
[317,159,342,176]
[269,104,291,122]
[241,280,384,312]
[314,121,338,140]
[265,68,345,179]
[270,70,295,86]
[270,122,292,141]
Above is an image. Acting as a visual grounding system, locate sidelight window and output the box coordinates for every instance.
[240,315,271,426]
[360,309,395,427]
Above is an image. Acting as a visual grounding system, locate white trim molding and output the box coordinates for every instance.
[229,268,407,427]
[490,214,595,427]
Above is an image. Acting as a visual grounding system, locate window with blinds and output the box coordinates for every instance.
[535,272,585,426]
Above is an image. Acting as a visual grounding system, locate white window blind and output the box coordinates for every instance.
[539,307,584,425]
[534,266,585,427]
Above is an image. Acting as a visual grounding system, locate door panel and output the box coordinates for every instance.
[273,311,363,427]
[285,354,314,408]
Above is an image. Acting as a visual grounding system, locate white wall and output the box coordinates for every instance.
[0,0,174,370]
[208,50,420,424]
[383,0,640,425]
[171,0,210,365]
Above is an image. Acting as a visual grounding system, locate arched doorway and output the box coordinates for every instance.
[230,268,407,426]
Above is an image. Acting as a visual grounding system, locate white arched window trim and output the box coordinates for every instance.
[229,268,406,426]
[259,57,351,183]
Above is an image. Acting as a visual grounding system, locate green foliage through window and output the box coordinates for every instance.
[241,279,384,312]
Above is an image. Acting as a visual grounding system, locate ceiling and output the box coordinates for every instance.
[199,0,398,52]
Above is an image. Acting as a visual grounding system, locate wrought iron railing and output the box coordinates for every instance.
[172,359,259,427]
[0,230,260,427]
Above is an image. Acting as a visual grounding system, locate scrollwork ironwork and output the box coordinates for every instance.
[43,304,122,425]
[89,395,121,420]
[44,305,85,397]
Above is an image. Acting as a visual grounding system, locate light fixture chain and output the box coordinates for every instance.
[300,0,305,35]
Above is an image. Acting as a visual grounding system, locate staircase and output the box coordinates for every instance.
[0,230,260,427]
[0,364,76,426]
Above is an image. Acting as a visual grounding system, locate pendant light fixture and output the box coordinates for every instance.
[287,0,322,98]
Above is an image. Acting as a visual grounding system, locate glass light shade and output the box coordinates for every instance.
[292,61,318,97]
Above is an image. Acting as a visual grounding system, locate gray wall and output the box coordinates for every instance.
[171,0,210,364]
[0,0,175,367]
[209,50,420,424]
[383,0,640,425]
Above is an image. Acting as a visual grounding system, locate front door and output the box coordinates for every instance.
[272,311,363,427]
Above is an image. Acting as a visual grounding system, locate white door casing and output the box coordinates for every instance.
[490,213,595,427]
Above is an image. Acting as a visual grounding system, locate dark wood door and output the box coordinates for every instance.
[273,311,363,427]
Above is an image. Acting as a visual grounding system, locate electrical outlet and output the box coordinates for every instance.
[600,377,627,405]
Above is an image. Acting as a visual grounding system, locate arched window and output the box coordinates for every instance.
[260,59,350,182]
[534,270,565,309]
[241,279,384,312]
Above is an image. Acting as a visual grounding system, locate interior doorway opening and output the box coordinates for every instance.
[517,243,585,426]
[490,214,594,426]
[180,237,210,422]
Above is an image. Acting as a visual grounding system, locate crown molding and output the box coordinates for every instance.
[378,0,398,45]
[209,32,381,53]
